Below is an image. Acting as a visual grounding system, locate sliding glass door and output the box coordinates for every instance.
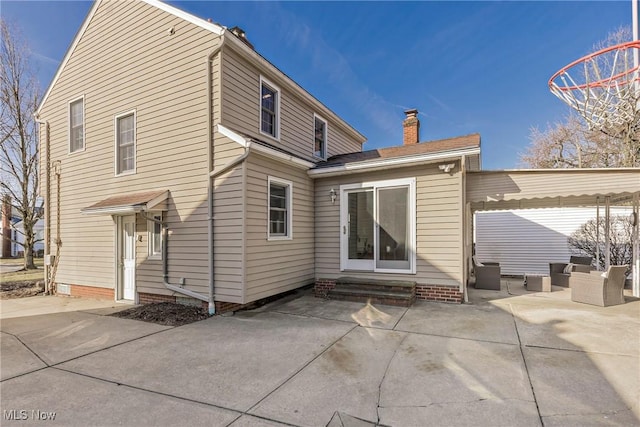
[340,178,415,273]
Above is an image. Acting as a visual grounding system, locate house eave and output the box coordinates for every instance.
[308,147,481,178]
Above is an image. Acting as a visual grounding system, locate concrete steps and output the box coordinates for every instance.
[327,277,416,307]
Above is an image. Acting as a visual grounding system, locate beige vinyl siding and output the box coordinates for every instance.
[38,0,221,297]
[244,153,315,302]
[314,162,463,287]
[212,133,246,302]
[221,46,362,161]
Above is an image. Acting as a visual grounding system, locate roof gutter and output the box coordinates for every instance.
[216,124,315,169]
[308,147,481,178]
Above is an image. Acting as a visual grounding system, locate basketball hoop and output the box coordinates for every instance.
[549,41,640,139]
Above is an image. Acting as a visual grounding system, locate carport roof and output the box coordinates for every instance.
[467,168,640,211]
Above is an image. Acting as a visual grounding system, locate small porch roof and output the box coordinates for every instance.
[467,168,640,211]
[81,190,169,215]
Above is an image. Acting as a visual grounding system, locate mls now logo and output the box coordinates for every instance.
[3,410,28,420]
[3,410,56,421]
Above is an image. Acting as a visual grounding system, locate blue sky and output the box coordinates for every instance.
[2,1,635,169]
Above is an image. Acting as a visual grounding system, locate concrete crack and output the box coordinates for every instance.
[509,303,544,426]
[376,333,409,425]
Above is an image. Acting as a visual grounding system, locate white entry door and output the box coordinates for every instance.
[120,215,136,301]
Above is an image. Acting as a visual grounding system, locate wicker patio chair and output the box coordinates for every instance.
[570,265,627,307]
[472,256,501,290]
[549,255,594,287]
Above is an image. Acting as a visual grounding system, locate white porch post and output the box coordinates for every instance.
[605,196,611,270]
[596,198,600,269]
[633,193,639,298]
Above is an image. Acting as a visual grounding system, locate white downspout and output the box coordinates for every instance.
[137,211,209,302]
[206,40,223,315]
[35,119,50,293]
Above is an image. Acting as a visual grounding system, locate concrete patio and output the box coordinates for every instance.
[1,279,638,426]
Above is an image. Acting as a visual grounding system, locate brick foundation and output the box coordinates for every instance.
[415,284,463,304]
[139,292,254,315]
[138,292,176,304]
[314,279,463,304]
[314,279,336,297]
[67,284,115,300]
[215,301,246,314]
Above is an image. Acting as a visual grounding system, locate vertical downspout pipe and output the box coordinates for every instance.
[36,119,50,292]
[207,38,224,315]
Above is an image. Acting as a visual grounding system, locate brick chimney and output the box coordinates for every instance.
[403,109,420,145]
[1,195,11,258]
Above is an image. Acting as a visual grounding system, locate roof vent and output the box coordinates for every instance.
[229,26,254,50]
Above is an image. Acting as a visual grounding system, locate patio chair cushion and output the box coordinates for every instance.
[563,263,574,274]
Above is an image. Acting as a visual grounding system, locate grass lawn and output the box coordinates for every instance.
[0,257,45,283]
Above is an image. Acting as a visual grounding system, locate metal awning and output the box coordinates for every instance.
[81,190,169,215]
[467,168,640,211]
[466,168,640,298]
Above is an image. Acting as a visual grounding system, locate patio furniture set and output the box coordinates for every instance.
[472,255,628,307]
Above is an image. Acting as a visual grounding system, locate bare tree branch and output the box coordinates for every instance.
[521,26,639,169]
[0,19,42,269]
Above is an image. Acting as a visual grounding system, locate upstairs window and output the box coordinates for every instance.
[268,176,292,240]
[69,97,84,153]
[115,111,136,175]
[314,114,327,159]
[260,77,279,139]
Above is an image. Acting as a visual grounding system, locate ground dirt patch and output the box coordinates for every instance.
[1,281,45,299]
[110,302,210,326]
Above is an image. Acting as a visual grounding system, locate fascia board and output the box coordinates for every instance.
[308,147,481,178]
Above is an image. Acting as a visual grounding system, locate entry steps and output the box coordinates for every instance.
[327,277,416,307]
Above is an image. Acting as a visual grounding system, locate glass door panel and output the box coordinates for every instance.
[344,189,374,270]
[376,186,410,271]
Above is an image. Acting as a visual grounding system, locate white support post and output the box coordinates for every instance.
[596,198,600,270]
[633,193,639,298]
[605,196,611,270]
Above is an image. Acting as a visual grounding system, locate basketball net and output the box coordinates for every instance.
[549,41,640,140]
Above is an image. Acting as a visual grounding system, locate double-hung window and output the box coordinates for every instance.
[260,77,280,139]
[69,97,84,153]
[314,114,327,159]
[148,213,162,260]
[268,177,292,240]
[115,111,136,175]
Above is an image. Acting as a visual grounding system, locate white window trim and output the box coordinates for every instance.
[114,110,137,177]
[313,113,328,160]
[68,95,85,154]
[339,177,417,274]
[147,212,163,260]
[267,176,293,241]
[259,76,281,141]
